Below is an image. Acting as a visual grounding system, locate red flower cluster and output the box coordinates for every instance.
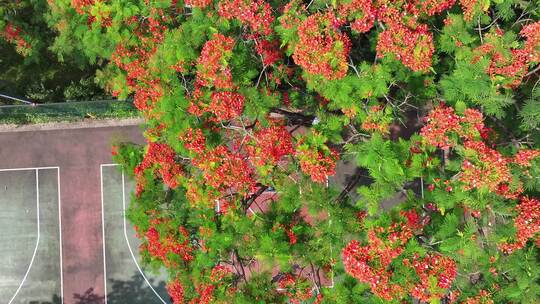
[185,0,213,8]
[245,125,294,167]
[460,140,513,194]
[218,0,274,36]
[109,10,168,114]
[420,105,462,148]
[254,38,282,66]
[296,145,339,183]
[459,0,482,21]
[521,21,540,62]
[210,265,231,283]
[71,0,94,14]
[361,105,392,134]
[189,265,231,304]
[499,197,540,254]
[342,210,427,300]
[513,149,540,167]
[179,128,206,155]
[277,274,313,304]
[336,0,376,33]
[407,0,457,16]
[1,23,31,56]
[419,104,526,197]
[144,223,193,266]
[167,278,185,304]
[191,283,215,304]
[134,142,183,195]
[279,0,306,31]
[292,12,351,80]
[133,80,163,113]
[208,91,245,121]
[474,23,540,88]
[342,239,404,300]
[474,32,529,88]
[193,145,257,196]
[377,23,434,72]
[286,226,297,245]
[421,104,487,148]
[196,34,235,90]
[405,253,457,302]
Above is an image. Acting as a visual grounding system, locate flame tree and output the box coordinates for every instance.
[5,0,540,303]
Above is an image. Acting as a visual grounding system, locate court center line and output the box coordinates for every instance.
[8,169,41,304]
[100,165,108,304]
[57,168,64,303]
[119,166,168,304]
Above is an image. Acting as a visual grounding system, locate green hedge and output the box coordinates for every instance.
[0,100,140,124]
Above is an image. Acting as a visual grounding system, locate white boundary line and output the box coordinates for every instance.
[100,164,167,303]
[8,169,41,304]
[0,166,59,172]
[57,168,64,302]
[100,165,108,304]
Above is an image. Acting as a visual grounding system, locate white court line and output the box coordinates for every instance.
[57,168,64,303]
[0,166,59,172]
[100,165,108,304]
[100,164,167,303]
[8,169,41,304]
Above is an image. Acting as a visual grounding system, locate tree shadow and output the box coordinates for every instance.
[73,288,105,304]
[105,273,170,304]
[44,273,171,304]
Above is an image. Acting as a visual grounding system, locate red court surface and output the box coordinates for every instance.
[0,121,146,304]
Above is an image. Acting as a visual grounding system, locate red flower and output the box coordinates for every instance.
[500,197,540,254]
[134,142,183,195]
[185,0,212,8]
[513,149,540,167]
[196,34,236,90]
[208,91,245,121]
[218,0,274,36]
[460,141,513,194]
[167,279,185,304]
[342,211,425,301]
[292,11,351,80]
[286,227,297,245]
[254,38,282,66]
[296,146,339,183]
[521,21,540,62]
[336,0,376,33]
[246,125,294,167]
[420,104,462,148]
[179,128,206,155]
[409,253,457,302]
[377,23,434,72]
[193,145,257,196]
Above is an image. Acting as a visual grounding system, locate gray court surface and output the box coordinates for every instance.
[101,165,169,304]
[0,168,62,304]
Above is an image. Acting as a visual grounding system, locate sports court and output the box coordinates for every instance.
[0,121,171,304]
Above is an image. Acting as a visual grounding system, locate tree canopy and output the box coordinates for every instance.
[3,0,540,303]
[0,1,106,103]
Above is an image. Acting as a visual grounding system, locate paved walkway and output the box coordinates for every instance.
[0,120,144,304]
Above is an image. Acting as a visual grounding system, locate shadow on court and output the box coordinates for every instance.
[38,274,168,304]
